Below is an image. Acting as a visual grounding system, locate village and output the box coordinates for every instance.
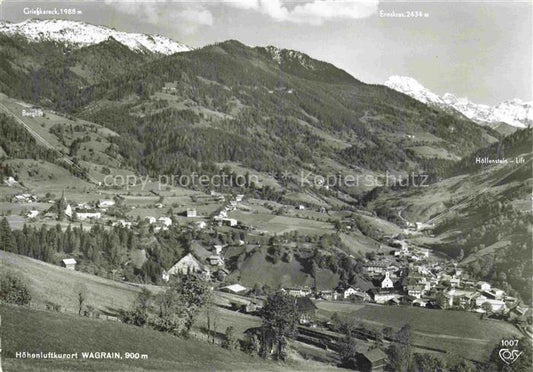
[4,183,530,372]
[10,186,528,323]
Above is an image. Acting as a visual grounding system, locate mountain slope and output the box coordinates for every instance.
[368,128,532,302]
[0,19,192,54]
[385,75,532,129]
[73,40,498,181]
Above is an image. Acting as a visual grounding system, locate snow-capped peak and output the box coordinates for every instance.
[385,75,531,128]
[385,75,444,106]
[0,19,192,55]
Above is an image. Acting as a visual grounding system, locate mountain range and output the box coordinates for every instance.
[385,75,532,129]
[0,19,192,55]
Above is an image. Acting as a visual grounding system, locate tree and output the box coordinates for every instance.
[169,274,210,336]
[0,217,15,252]
[75,283,88,315]
[412,353,447,372]
[260,290,298,360]
[481,302,492,318]
[339,334,360,369]
[0,270,31,305]
[387,324,411,371]
[222,326,240,350]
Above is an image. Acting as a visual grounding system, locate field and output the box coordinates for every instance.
[232,249,340,290]
[230,210,333,235]
[1,304,339,372]
[316,301,521,361]
[0,250,160,314]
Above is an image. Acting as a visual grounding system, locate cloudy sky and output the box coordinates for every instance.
[1,0,531,105]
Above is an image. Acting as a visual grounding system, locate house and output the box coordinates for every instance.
[77,212,101,220]
[98,199,115,208]
[164,253,208,280]
[194,221,207,229]
[186,208,197,217]
[477,281,491,291]
[364,262,388,274]
[370,289,400,304]
[207,255,224,266]
[407,285,423,299]
[283,287,312,298]
[27,210,40,219]
[476,296,507,312]
[381,272,394,289]
[282,287,312,297]
[357,348,387,372]
[214,268,230,281]
[343,286,359,299]
[449,277,461,288]
[61,258,77,270]
[235,194,244,202]
[145,216,156,224]
[319,290,339,301]
[158,217,172,227]
[14,194,35,203]
[213,244,224,255]
[297,205,305,210]
[221,218,237,227]
[220,284,248,294]
[162,82,177,92]
[295,297,317,324]
[113,220,132,228]
[445,289,479,309]
[343,287,371,302]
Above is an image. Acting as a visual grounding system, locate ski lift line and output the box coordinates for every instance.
[0,102,100,185]
[426,159,531,224]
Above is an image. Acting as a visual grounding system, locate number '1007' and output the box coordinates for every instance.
[501,339,519,347]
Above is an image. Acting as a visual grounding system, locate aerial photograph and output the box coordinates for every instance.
[0,0,531,371]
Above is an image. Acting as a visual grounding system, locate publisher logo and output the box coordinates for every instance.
[498,339,523,365]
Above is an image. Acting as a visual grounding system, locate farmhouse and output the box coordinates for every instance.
[61,258,77,270]
[186,208,197,217]
[370,289,400,304]
[27,210,39,218]
[477,281,491,291]
[113,220,132,228]
[283,287,312,298]
[476,296,507,312]
[14,194,35,203]
[220,284,248,294]
[77,212,101,220]
[194,221,207,229]
[357,347,387,372]
[364,262,388,274]
[221,218,237,227]
[164,253,209,280]
[206,255,224,266]
[406,285,424,299]
[145,216,156,224]
[319,290,339,301]
[158,217,172,227]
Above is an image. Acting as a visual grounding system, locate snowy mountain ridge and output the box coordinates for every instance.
[0,19,192,55]
[385,75,532,128]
